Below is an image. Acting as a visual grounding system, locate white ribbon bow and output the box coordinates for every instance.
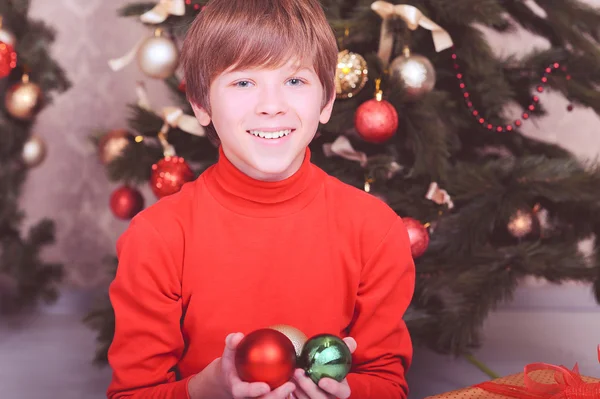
[371,1,453,65]
[108,37,145,72]
[425,182,454,209]
[323,135,368,167]
[140,0,186,24]
[136,81,205,156]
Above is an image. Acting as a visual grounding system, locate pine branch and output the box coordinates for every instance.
[427,0,508,28]
[27,219,56,247]
[510,156,600,203]
[6,0,30,15]
[411,240,593,353]
[503,0,564,46]
[127,104,164,136]
[397,93,451,181]
[535,0,600,59]
[0,0,67,316]
[107,140,162,184]
[117,3,156,17]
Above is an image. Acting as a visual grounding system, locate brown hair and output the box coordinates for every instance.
[180,0,338,145]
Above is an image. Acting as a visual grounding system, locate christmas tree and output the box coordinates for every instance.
[0,1,69,313]
[86,0,600,367]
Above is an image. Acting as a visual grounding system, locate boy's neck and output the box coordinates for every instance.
[208,145,321,218]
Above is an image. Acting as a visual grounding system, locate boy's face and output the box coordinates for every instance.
[191,59,335,181]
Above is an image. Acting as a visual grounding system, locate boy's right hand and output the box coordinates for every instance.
[221,332,297,399]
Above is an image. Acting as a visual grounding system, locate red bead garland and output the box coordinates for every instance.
[451,50,570,133]
[185,0,202,10]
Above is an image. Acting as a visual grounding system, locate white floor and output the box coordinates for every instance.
[0,285,598,399]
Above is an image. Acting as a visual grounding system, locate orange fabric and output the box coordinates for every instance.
[107,147,415,399]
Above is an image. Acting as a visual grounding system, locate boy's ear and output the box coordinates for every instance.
[319,90,336,125]
[190,102,212,126]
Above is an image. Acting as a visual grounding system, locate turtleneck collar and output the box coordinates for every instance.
[204,146,324,217]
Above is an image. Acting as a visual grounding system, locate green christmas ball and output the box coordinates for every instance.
[299,334,352,384]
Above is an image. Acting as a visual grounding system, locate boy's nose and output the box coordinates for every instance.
[255,87,289,116]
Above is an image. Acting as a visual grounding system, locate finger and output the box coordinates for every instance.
[231,380,271,398]
[226,332,245,350]
[228,371,271,397]
[342,337,357,353]
[222,333,244,368]
[293,369,328,399]
[262,381,296,399]
[221,333,251,388]
[290,384,309,399]
[318,378,351,399]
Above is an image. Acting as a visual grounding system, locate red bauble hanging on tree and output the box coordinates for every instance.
[178,79,186,93]
[402,217,430,258]
[354,83,398,143]
[150,156,194,199]
[110,185,144,220]
[0,41,17,78]
[235,329,297,390]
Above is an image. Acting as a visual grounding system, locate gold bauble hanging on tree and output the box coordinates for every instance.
[5,74,42,120]
[98,129,131,165]
[335,50,368,99]
[507,207,541,239]
[137,28,179,79]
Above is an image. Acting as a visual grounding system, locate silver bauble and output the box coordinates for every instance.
[22,135,47,167]
[389,51,436,100]
[0,27,16,47]
[136,33,179,79]
[0,15,15,46]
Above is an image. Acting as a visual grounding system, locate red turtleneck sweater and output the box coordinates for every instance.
[107,147,415,399]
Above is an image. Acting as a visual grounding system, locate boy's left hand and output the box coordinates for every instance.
[290,337,357,399]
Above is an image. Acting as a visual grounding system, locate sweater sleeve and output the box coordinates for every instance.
[346,217,416,399]
[106,215,192,399]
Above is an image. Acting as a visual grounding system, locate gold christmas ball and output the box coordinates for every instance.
[98,129,131,164]
[137,31,179,79]
[335,50,368,99]
[268,324,308,357]
[5,79,42,120]
[507,208,540,239]
[389,51,436,100]
[22,134,47,167]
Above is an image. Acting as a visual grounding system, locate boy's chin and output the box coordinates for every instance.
[249,157,302,181]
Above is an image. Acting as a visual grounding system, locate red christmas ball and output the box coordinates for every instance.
[178,79,186,93]
[235,328,297,390]
[150,156,194,199]
[110,185,144,220]
[403,217,430,258]
[354,98,398,143]
[0,41,17,78]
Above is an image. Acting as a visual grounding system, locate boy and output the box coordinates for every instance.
[106,0,415,398]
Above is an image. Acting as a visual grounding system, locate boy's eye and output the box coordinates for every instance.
[234,80,254,88]
[286,78,305,86]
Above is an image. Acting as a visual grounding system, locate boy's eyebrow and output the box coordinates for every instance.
[291,66,313,74]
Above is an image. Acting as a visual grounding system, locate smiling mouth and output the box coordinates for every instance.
[247,129,295,139]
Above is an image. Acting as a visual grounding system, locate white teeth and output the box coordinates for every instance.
[248,129,292,139]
